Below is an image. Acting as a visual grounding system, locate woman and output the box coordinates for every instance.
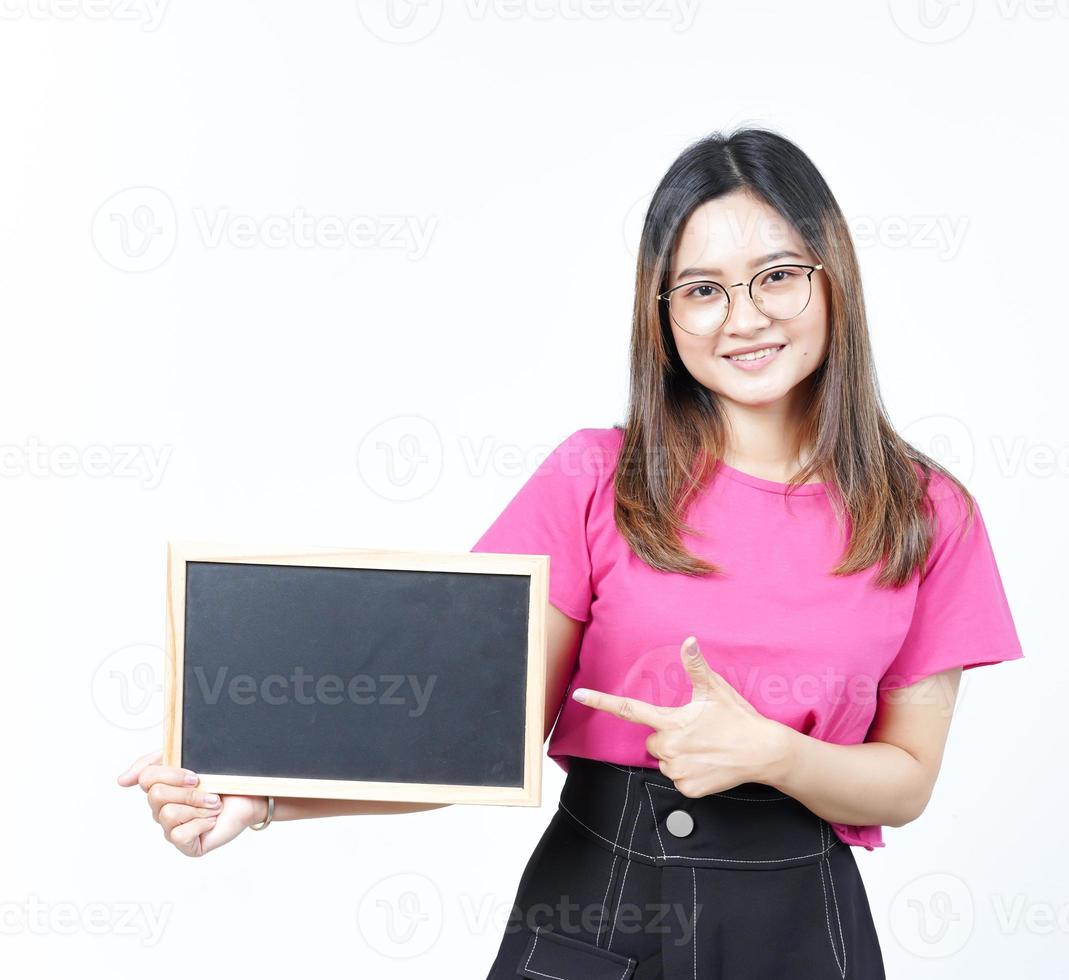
[119,127,1024,979]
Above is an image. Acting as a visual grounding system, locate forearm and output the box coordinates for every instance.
[253,796,450,823]
[759,722,930,829]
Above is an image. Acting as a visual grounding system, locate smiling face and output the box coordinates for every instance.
[665,189,830,409]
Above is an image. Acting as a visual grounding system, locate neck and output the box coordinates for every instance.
[717,383,819,483]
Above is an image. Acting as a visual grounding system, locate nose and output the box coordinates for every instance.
[722,282,772,336]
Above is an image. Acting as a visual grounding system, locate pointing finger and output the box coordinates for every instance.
[572,687,676,730]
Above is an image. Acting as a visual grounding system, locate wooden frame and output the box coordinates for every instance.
[164,540,547,806]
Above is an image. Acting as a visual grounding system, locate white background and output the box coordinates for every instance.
[1,0,1064,976]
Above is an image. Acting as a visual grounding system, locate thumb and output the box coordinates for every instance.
[117,748,163,786]
[680,636,719,700]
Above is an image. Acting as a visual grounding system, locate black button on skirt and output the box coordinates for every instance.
[484,756,886,979]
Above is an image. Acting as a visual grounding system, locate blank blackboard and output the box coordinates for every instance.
[164,543,547,806]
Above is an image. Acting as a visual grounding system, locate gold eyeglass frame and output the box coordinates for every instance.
[657,263,824,336]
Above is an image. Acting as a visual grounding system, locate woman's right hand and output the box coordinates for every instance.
[117,750,268,858]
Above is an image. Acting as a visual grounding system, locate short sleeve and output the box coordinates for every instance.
[878,480,1024,691]
[469,428,602,622]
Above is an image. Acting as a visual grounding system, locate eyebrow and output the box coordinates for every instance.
[673,250,808,284]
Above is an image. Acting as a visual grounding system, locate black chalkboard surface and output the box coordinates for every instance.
[163,542,547,806]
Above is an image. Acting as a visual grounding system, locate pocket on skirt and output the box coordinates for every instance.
[517,924,638,979]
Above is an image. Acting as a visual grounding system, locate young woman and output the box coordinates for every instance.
[119,127,1024,979]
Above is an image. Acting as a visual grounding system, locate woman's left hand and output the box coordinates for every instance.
[571,636,790,798]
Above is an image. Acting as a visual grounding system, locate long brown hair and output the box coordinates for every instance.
[614,125,973,589]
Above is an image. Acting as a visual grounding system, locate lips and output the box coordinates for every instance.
[720,342,787,370]
[721,343,786,359]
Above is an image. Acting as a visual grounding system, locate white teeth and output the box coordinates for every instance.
[727,345,783,362]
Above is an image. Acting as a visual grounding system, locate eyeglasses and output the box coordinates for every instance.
[657,263,824,336]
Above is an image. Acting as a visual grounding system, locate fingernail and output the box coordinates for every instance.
[203,793,220,805]
[184,773,198,785]
[572,689,587,703]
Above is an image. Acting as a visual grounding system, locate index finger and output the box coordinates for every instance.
[572,688,675,729]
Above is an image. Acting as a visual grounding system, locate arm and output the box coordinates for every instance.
[572,638,965,832]
[247,796,447,822]
[760,666,962,828]
[249,601,585,824]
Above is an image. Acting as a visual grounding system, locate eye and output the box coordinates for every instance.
[759,266,802,287]
[682,282,723,301]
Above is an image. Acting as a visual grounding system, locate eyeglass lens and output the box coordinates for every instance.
[667,265,815,335]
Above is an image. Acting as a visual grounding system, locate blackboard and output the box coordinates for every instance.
[163,542,547,806]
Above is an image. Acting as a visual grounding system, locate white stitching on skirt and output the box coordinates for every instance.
[522,926,560,980]
[817,821,848,978]
[645,782,789,803]
[643,783,667,859]
[601,763,788,800]
[827,854,847,975]
[613,770,633,849]
[596,768,632,948]
[827,822,848,976]
[597,854,618,949]
[608,798,643,952]
[523,925,632,980]
[690,866,698,980]
[557,800,838,864]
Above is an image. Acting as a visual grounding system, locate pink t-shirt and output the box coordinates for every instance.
[470,426,1024,850]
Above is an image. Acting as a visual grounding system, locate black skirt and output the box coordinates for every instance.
[484,756,885,979]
